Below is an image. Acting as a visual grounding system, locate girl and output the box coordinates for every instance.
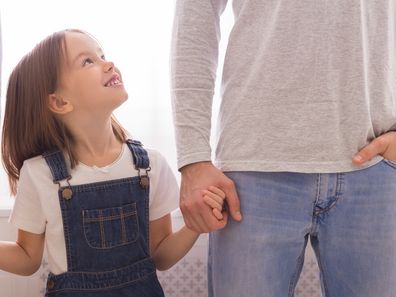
[0,29,226,296]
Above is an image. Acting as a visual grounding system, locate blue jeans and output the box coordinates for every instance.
[208,160,396,297]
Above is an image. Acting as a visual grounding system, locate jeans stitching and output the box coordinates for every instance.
[60,196,74,271]
[120,208,127,244]
[310,174,322,235]
[314,174,343,216]
[82,204,139,248]
[83,211,137,222]
[288,235,309,297]
[46,270,159,293]
[99,209,106,248]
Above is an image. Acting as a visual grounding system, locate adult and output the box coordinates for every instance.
[171,1,396,297]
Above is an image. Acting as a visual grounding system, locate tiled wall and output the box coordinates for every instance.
[0,212,322,297]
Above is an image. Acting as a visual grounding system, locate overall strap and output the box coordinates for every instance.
[43,150,73,200]
[126,139,150,170]
[126,139,151,188]
[43,150,71,183]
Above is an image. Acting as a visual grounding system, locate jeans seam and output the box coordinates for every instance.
[314,174,343,217]
[314,243,330,297]
[335,173,344,198]
[288,236,308,297]
[310,174,322,235]
[83,211,136,222]
[120,208,127,244]
[46,270,158,293]
[60,198,74,271]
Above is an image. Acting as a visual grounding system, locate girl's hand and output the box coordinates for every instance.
[202,186,226,220]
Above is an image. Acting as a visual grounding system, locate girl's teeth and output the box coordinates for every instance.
[106,78,121,87]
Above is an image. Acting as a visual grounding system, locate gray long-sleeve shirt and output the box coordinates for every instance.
[171,0,396,173]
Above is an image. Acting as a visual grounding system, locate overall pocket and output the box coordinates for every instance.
[82,203,139,249]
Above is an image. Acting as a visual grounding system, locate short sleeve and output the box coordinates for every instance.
[148,150,180,221]
[9,162,46,234]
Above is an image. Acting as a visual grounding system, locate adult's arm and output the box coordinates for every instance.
[171,0,241,233]
[0,11,2,112]
[171,0,226,169]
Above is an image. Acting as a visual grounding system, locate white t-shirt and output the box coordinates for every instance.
[9,144,179,275]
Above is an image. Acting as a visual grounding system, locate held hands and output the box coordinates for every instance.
[180,162,242,233]
[353,131,396,165]
[202,186,226,220]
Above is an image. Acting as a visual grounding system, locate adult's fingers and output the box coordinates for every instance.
[353,133,391,164]
[221,178,242,221]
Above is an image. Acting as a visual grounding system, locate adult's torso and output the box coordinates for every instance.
[216,0,396,172]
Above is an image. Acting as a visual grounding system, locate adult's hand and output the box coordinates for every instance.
[180,161,242,233]
[353,131,396,164]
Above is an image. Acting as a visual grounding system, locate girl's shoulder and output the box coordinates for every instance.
[143,147,173,171]
[19,154,54,187]
[145,147,163,162]
[22,154,49,172]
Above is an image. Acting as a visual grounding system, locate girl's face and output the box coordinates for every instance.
[56,31,128,117]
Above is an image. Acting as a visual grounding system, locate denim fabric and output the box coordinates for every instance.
[43,150,72,183]
[208,160,396,297]
[43,141,164,296]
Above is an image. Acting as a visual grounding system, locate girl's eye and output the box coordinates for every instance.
[101,55,106,60]
[82,58,94,66]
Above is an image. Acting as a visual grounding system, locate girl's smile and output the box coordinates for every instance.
[104,73,123,87]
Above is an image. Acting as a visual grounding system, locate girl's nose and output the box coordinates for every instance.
[103,61,114,72]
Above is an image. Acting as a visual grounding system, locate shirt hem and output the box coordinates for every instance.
[214,156,384,173]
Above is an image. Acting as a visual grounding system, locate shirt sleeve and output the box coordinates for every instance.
[148,150,180,221]
[171,0,229,169]
[9,162,46,234]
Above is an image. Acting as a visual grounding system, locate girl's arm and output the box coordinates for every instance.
[150,214,198,271]
[150,186,226,271]
[0,229,45,276]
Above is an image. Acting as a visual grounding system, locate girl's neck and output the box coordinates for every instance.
[71,120,123,168]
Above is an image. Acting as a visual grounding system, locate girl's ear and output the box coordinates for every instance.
[48,94,74,114]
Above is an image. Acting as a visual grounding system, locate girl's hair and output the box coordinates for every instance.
[1,29,127,195]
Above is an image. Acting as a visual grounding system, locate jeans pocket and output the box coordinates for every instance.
[382,158,396,170]
[82,203,139,249]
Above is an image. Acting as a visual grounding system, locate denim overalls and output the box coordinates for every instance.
[43,140,164,297]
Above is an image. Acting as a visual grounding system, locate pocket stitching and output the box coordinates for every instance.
[82,203,139,250]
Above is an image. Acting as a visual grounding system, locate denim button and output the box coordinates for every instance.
[47,279,55,289]
[62,188,73,200]
[140,176,150,188]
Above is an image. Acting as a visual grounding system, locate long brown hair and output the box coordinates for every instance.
[1,29,126,195]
